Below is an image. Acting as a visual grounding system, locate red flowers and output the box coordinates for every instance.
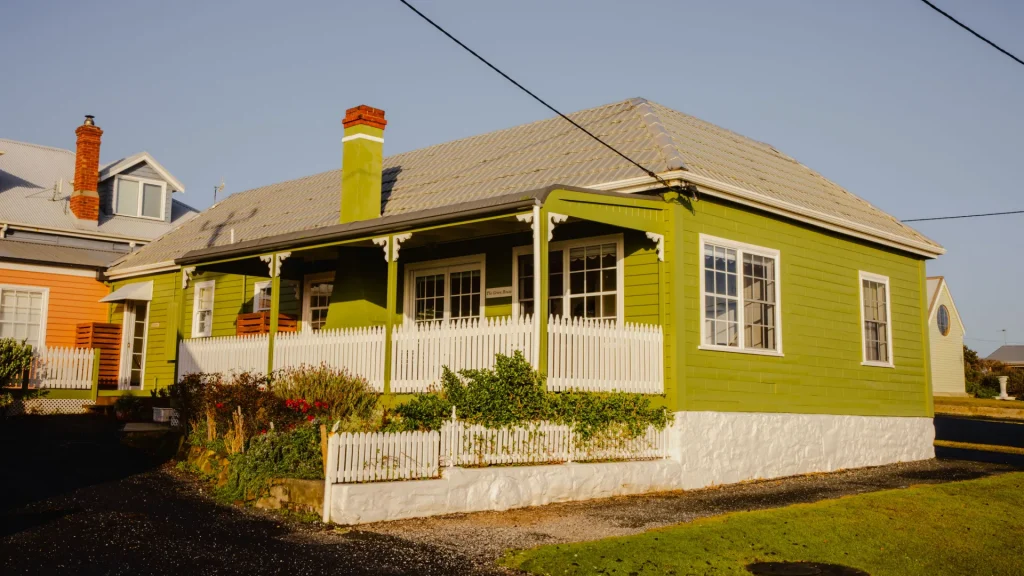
[306,414,315,422]
[215,402,224,410]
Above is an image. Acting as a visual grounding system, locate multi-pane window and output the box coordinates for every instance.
[569,243,617,319]
[701,236,780,353]
[406,258,485,325]
[516,251,564,318]
[449,270,481,320]
[414,274,446,323]
[861,273,891,365]
[515,239,620,321]
[307,280,333,331]
[192,281,215,338]
[0,287,45,349]
[253,282,272,312]
[115,177,164,220]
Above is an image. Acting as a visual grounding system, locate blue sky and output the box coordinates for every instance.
[2,0,1021,354]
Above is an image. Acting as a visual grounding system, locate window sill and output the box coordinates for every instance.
[698,345,784,358]
[861,361,895,368]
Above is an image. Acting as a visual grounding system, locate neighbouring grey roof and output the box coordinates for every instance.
[0,238,124,268]
[0,138,198,241]
[109,98,942,272]
[987,345,1024,365]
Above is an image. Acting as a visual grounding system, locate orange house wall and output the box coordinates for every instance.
[1,269,110,347]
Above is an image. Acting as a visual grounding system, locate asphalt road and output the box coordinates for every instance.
[934,414,1024,467]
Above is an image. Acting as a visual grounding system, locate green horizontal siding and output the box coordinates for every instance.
[182,271,300,338]
[676,198,930,417]
[108,271,178,391]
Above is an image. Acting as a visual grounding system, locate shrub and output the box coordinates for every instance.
[113,394,146,419]
[219,423,324,502]
[388,352,668,440]
[205,372,290,441]
[0,338,33,388]
[271,365,379,425]
[967,374,1002,398]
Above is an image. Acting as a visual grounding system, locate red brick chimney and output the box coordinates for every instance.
[71,115,102,221]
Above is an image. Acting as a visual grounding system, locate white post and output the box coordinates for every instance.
[322,433,338,523]
[997,376,1015,401]
[531,204,541,367]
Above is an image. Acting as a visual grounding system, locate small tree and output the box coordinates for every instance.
[0,338,33,388]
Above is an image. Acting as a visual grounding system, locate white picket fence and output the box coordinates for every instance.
[440,415,669,467]
[390,315,536,393]
[178,334,270,376]
[326,430,441,483]
[28,347,94,389]
[547,316,664,394]
[273,327,387,391]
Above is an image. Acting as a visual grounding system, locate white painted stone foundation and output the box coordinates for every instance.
[326,411,935,525]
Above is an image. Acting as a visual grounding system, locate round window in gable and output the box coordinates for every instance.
[937,304,950,336]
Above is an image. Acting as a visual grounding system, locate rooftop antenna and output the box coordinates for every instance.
[213,178,225,204]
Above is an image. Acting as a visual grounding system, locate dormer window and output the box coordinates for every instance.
[114,176,165,220]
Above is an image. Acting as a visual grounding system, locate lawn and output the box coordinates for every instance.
[502,472,1024,576]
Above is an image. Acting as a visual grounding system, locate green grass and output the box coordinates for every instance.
[502,472,1024,576]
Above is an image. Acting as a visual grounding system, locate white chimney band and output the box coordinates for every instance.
[341,133,384,144]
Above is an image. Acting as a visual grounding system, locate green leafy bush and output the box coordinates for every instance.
[219,423,324,502]
[113,394,147,419]
[0,338,33,388]
[388,352,668,440]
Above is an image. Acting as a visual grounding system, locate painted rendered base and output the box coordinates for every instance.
[327,411,935,525]
[671,412,935,490]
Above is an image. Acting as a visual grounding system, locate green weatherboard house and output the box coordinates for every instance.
[102,99,940,485]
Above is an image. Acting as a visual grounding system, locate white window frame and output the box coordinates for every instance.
[402,254,486,325]
[252,280,272,313]
[302,272,335,331]
[698,234,783,357]
[512,234,625,324]
[191,280,215,338]
[858,271,894,368]
[113,175,167,221]
[0,284,49,349]
[118,300,150,389]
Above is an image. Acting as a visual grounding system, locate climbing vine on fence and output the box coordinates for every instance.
[387,352,668,440]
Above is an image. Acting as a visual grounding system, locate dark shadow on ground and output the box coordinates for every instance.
[0,414,498,575]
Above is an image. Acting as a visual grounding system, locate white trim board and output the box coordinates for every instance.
[0,261,100,278]
[591,169,944,259]
[105,260,179,280]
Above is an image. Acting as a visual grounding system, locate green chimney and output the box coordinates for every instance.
[340,105,387,224]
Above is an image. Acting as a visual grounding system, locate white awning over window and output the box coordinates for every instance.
[99,281,154,303]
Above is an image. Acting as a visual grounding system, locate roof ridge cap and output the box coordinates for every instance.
[630,99,687,172]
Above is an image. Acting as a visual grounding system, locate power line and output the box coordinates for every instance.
[396,0,691,198]
[902,209,1024,223]
[918,0,1024,68]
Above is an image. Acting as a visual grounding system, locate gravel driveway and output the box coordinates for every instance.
[2,415,1017,575]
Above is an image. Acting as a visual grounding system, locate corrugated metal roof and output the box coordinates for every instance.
[0,238,124,268]
[987,345,1024,365]
[110,98,942,272]
[0,138,198,240]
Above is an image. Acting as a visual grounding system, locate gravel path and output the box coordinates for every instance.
[359,458,1019,566]
[1,415,1017,575]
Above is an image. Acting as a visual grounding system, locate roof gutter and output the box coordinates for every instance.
[0,220,154,244]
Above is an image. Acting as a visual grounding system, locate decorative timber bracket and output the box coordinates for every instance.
[259,252,291,277]
[373,233,413,262]
[181,266,196,290]
[547,212,568,241]
[515,212,535,231]
[645,232,665,262]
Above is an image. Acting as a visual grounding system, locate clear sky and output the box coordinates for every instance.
[2,0,1021,354]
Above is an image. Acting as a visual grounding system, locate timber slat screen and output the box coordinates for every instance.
[236,312,298,336]
[76,322,121,389]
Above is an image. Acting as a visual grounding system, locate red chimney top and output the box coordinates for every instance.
[342,105,387,130]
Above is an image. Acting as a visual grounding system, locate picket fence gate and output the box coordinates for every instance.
[546,315,664,394]
[28,347,94,389]
[178,334,269,376]
[273,326,386,390]
[390,314,536,393]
